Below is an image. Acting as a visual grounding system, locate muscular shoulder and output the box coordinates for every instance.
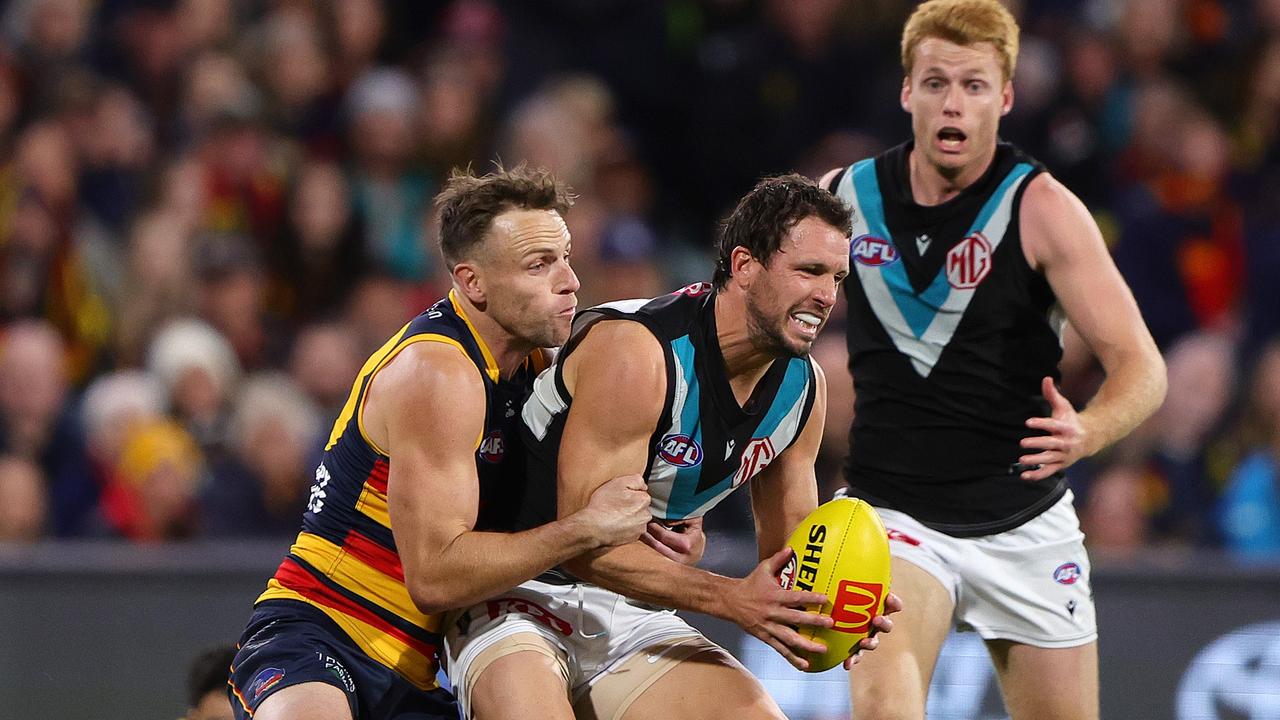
[563,319,666,417]
[1019,172,1097,271]
[366,340,486,446]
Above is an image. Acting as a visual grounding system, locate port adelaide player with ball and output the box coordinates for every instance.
[441,174,902,720]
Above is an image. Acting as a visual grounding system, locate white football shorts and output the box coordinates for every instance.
[849,489,1097,648]
[443,578,719,719]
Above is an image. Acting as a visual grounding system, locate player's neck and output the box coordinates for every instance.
[450,290,536,380]
[714,292,775,405]
[907,144,996,206]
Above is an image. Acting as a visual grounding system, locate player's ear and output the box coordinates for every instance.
[1000,79,1014,116]
[453,263,486,305]
[900,76,911,112]
[730,246,757,285]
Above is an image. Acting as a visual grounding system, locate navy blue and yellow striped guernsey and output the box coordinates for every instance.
[252,290,545,691]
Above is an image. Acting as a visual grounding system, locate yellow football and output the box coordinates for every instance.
[777,497,892,672]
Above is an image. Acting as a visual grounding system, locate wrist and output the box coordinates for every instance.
[558,510,602,553]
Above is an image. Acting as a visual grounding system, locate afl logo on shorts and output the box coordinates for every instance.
[249,667,285,700]
[657,433,702,467]
[946,232,993,289]
[478,430,505,463]
[1053,562,1082,585]
[851,235,899,266]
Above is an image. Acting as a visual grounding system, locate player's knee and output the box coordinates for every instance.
[850,674,926,720]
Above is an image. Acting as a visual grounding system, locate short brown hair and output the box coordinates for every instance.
[435,164,575,268]
[712,174,852,290]
[901,0,1020,82]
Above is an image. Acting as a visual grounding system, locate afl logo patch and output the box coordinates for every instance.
[249,667,285,700]
[946,232,993,289]
[478,430,505,463]
[657,433,702,467]
[1053,562,1082,585]
[851,235,899,266]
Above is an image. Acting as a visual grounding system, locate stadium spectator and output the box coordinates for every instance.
[0,455,48,542]
[0,320,94,536]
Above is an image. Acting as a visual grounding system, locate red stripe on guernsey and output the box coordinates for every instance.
[366,459,389,494]
[274,558,436,659]
[343,529,405,583]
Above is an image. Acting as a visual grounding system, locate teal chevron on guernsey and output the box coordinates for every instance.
[836,160,1035,377]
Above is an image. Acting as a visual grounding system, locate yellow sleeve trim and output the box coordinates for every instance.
[449,289,501,383]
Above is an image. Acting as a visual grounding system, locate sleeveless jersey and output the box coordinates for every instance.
[255,290,541,689]
[830,141,1067,537]
[517,284,818,544]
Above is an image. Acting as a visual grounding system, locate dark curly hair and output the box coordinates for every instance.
[712,173,852,290]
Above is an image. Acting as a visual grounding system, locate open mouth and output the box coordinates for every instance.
[937,127,967,151]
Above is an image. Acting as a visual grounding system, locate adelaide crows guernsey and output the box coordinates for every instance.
[830,141,1067,537]
[254,290,541,689]
[518,284,817,548]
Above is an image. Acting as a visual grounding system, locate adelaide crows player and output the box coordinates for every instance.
[444,174,900,720]
[228,166,656,720]
[819,2,1167,718]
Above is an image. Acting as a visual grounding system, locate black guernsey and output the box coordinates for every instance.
[830,141,1067,537]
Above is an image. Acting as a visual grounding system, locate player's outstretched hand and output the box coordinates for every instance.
[580,474,651,548]
[843,591,903,670]
[727,547,834,671]
[641,517,706,566]
[1019,376,1089,482]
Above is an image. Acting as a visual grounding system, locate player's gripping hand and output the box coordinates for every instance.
[641,517,706,566]
[726,547,835,671]
[843,591,903,670]
[579,474,652,548]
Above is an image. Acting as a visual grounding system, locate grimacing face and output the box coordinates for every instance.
[479,208,580,349]
[743,216,850,357]
[902,38,1013,179]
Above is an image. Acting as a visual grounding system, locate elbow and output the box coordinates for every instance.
[1145,347,1169,412]
[406,574,465,616]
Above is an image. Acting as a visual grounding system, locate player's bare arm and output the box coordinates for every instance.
[748,359,901,669]
[1017,174,1168,481]
[555,319,835,669]
[369,341,651,614]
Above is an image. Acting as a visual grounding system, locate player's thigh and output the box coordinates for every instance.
[468,636,574,720]
[618,646,785,720]
[849,555,955,720]
[252,682,353,720]
[987,639,1098,720]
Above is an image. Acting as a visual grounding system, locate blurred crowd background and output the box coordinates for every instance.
[0,0,1277,563]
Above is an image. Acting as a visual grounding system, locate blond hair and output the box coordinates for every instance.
[901,0,1020,82]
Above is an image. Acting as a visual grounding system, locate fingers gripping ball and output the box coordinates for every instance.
[777,498,891,672]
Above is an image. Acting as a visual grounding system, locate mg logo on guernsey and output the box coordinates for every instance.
[851,235,898,266]
[946,233,993,289]
[477,430,505,463]
[658,433,702,467]
[732,437,776,488]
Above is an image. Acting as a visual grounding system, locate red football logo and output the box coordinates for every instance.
[829,580,884,634]
[946,232,993,289]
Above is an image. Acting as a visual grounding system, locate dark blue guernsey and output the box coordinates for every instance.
[829,141,1067,537]
[517,284,818,564]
